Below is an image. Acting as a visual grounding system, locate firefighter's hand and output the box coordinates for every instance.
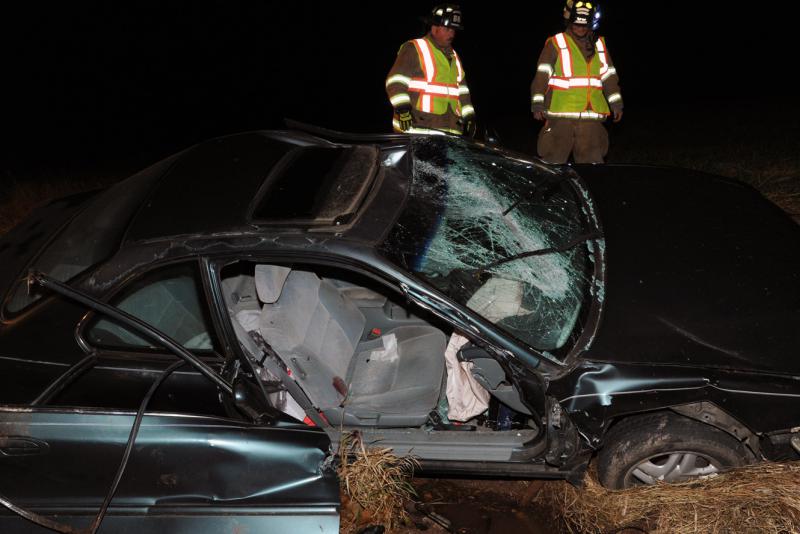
[395,105,413,131]
[532,106,547,121]
[612,108,623,123]
[463,117,476,138]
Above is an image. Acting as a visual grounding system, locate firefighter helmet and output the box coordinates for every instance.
[430,4,464,30]
[563,1,601,30]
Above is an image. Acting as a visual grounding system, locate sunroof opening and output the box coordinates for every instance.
[251,145,378,225]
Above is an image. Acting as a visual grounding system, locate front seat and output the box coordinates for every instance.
[256,265,446,427]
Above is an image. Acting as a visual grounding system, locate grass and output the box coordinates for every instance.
[337,431,419,533]
[536,462,800,534]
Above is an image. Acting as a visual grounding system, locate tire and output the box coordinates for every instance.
[597,412,754,489]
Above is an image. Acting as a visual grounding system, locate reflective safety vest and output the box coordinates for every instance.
[548,33,611,120]
[408,37,464,116]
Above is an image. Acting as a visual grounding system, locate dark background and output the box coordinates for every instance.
[0,1,792,182]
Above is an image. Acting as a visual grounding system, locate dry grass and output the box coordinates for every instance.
[337,432,419,533]
[536,462,800,534]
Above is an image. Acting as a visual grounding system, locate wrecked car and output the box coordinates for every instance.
[1,125,798,531]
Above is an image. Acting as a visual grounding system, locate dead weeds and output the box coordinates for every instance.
[536,461,800,534]
[337,432,419,533]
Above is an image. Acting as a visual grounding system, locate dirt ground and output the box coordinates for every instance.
[343,477,560,534]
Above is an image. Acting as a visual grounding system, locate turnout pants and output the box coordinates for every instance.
[537,118,609,164]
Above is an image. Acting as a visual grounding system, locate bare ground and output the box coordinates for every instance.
[342,477,559,534]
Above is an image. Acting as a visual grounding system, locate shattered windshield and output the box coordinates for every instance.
[381,137,593,356]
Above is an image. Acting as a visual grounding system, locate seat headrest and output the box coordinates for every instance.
[254,265,292,304]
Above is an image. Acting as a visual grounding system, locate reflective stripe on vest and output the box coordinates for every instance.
[594,38,619,81]
[415,38,436,83]
[548,77,603,89]
[545,110,607,120]
[410,38,462,115]
[596,37,609,77]
[408,79,460,96]
[453,52,464,82]
[549,33,609,88]
[554,33,573,77]
[548,32,610,117]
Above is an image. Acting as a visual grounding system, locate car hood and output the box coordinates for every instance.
[575,164,800,375]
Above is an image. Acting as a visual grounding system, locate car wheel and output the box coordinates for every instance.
[597,412,754,489]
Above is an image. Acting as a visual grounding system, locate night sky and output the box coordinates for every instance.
[1,2,791,181]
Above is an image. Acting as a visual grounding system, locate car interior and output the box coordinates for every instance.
[220,261,541,461]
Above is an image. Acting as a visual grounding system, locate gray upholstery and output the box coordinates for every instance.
[221,273,261,332]
[258,266,446,427]
[325,278,387,308]
[255,264,292,304]
[343,326,446,424]
[222,273,258,310]
[260,271,365,410]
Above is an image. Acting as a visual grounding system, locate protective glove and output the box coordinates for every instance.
[532,104,547,121]
[462,117,477,138]
[394,105,413,131]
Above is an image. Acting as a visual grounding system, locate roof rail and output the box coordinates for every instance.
[284,119,410,143]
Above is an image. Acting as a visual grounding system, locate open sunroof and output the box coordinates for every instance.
[250,145,378,226]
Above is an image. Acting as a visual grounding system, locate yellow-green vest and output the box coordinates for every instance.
[408,37,463,116]
[549,32,610,119]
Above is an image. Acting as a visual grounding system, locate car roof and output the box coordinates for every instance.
[122,130,393,245]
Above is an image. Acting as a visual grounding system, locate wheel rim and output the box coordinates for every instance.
[629,451,721,485]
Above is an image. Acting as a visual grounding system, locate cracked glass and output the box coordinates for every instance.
[381,137,593,356]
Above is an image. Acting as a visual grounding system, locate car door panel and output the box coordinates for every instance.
[0,408,339,532]
[50,355,228,416]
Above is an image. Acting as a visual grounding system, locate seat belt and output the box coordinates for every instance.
[247,333,332,431]
[229,318,332,432]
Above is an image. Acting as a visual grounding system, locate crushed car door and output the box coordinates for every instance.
[0,271,339,534]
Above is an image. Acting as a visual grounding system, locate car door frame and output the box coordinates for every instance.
[201,250,583,476]
[0,268,340,534]
[70,258,233,417]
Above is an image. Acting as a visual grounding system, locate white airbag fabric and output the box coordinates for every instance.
[444,333,490,422]
[445,277,524,421]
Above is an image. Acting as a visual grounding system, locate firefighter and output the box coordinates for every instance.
[531,1,623,163]
[385,4,476,136]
